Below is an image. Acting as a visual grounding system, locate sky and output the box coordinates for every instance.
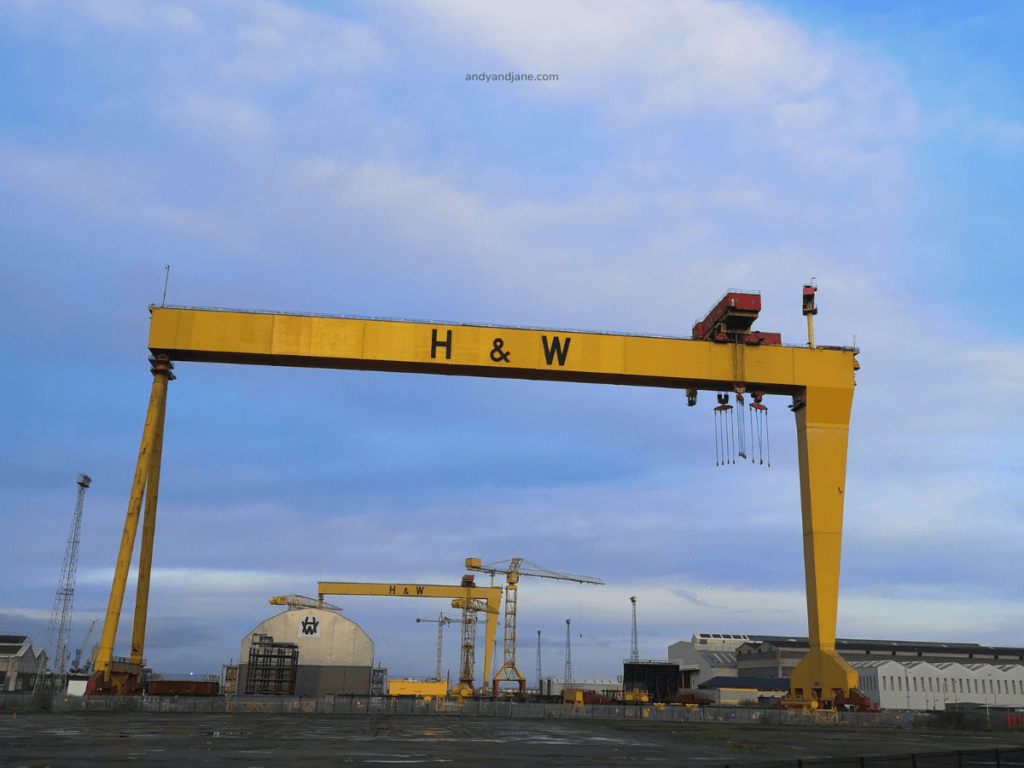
[1,0,1022,684]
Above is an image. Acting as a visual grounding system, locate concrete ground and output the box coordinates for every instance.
[2,713,1023,767]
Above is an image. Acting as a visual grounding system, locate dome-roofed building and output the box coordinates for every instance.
[237,609,374,697]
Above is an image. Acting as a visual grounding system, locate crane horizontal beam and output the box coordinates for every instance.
[319,582,500,600]
[148,306,856,404]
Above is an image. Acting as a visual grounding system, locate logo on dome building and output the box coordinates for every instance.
[299,615,321,638]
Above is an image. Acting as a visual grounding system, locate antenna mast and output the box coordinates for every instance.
[46,473,91,689]
[630,596,639,662]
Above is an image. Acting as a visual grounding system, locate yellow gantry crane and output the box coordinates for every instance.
[466,557,603,696]
[94,287,860,707]
[269,595,343,612]
[317,577,501,697]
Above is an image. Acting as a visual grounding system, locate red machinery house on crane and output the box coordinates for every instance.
[691,292,781,346]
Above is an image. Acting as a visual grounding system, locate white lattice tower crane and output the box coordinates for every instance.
[416,612,461,682]
[466,557,603,696]
[41,473,91,692]
[630,596,639,662]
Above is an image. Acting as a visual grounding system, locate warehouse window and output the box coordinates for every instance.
[974,679,979,693]
[929,678,933,692]
[882,677,887,691]
[898,677,903,691]
[913,678,917,692]
[997,680,1002,695]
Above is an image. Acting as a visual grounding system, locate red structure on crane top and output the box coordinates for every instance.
[692,291,781,345]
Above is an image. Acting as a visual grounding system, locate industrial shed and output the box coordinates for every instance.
[0,635,46,692]
[236,609,374,697]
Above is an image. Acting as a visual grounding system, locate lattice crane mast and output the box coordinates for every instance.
[465,557,603,696]
[41,473,91,692]
[417,613,461,682]
[449,579,500,698]
[269,595,343,612]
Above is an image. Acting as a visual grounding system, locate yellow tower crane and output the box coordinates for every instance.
[269,595,343,612]
[465,557,603,696]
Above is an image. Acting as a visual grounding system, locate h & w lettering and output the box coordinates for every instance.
[541,335,571,366]
[431,329,452,360]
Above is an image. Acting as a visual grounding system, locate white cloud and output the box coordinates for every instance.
[75,0,203,33]
[162,91,276,144]
[220,0,384,84]
[412,0,915,176]
[0,146,228,242]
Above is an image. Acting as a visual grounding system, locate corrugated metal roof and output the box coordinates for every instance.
[739,636,1024,657]
[699,651,737,666]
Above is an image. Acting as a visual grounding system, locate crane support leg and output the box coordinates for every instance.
[129,370,168,667]
[89,356,172,695]
[787,385,858,706]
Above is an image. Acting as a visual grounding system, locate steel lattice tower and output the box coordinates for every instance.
[564,619,572,686]
[417,613,459,682]
[630,596,639,662]
[459,605,476,689]
[47,474,91,685]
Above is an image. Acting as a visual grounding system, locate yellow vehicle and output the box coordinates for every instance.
[388,679,448,701]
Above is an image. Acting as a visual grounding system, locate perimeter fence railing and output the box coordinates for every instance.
[747,747,1024,768]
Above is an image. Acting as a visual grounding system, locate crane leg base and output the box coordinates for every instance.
[85,668,145,697]
[780,649,858,710]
